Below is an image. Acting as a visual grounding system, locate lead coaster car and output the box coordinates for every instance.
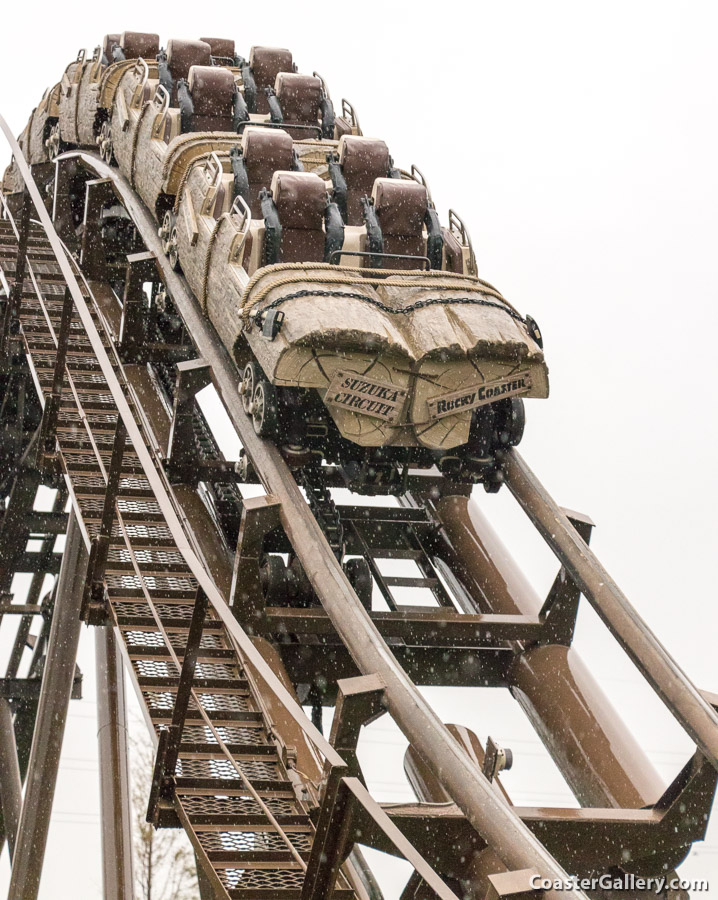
[235,263,548,475]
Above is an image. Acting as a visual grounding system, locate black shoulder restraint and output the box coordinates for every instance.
[240,61,257,114]
[229,146,250,207]
[260,188,282,265]
[326,152,347,222]
[424,205,444,270]
[361,197,384,268]
[265,87,283,125]
[324,200,345,264]
[156,49,172,97]
[232,89,249,131]
[176,80,194,134]
[320,95,335,139]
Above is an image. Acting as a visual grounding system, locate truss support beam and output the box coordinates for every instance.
[0,698,22,859]
[7,510,87,900]
[95,626,135,900]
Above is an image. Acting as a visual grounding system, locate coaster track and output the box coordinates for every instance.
[0,39,717,900]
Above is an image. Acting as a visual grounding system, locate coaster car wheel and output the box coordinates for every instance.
[98,120,115,165]
[160,210,180,271]
[494,398,525,447]
[252,380,279,438]
[239,361,258,414]
[343,557,373,610]
[260,555,288,605]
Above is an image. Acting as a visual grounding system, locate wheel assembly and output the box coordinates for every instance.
[239,361,258,414]
[160,209,180,271]
[343,557,373,610]
[260,555,288,605]
[97,119,114,165]
[252,379,279,438]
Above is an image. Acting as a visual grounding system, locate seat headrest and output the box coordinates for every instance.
[275,73,322,114]
[167,39,212,81]
[241,126,294,168]
[188,67,236,113]
[119,31,160,59]
[102,34,121,62]
[200,37,235,59]
[339,136,390,178]
[270,171,326,228]
[372,178,428,235]
[249,46,293,85]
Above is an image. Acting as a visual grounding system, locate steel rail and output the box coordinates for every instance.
[503,448,718,769]
[54,148,588,895]
[0,125,468,898]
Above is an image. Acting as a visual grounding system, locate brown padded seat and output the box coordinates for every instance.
[200,37,236,59]
[187,67,236,132]
[372,178,428,270]
[249,46,293,114]
[102,34,121,65]
[119,31,160,60]
[241,126,294,216]
[270,171,327,263]
[338,135,391,225]
[167,39,212,82]
[275,73,322,137]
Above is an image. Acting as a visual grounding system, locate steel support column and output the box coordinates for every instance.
[95,626,134,900]
[0,698,22,859]
[7,510,87,900]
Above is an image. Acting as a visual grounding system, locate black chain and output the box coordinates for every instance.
[252,289,527,325]
[300,467,344,559]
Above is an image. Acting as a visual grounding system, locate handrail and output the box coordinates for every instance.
[229,193,252,261]
[153,83,170,114]
[448,208,477,276]
[0,124,476,900]
[0,115,342,770]
[205,150,224,189]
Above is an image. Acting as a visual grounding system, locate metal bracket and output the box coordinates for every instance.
[487,869,543,899]
[328,674,386,784]
[537,508,595,646]
[118,250,157,360]
[229,495,282,625]
[165,359,211,484]
[80,179,116,282]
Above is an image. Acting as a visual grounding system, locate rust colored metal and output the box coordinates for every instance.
[429,492,665,809]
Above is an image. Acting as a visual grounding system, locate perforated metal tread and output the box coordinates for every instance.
[7,224,359,900]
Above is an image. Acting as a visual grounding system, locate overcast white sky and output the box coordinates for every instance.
[1,1,717,897]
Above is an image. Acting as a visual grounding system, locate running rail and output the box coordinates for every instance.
[0,119,589,896]
[503,449,718,767]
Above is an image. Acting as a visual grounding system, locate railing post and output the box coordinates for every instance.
[147,586,208,825]
[82,417,126,624]
[7,510,88,900]
[95,626,135,900]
